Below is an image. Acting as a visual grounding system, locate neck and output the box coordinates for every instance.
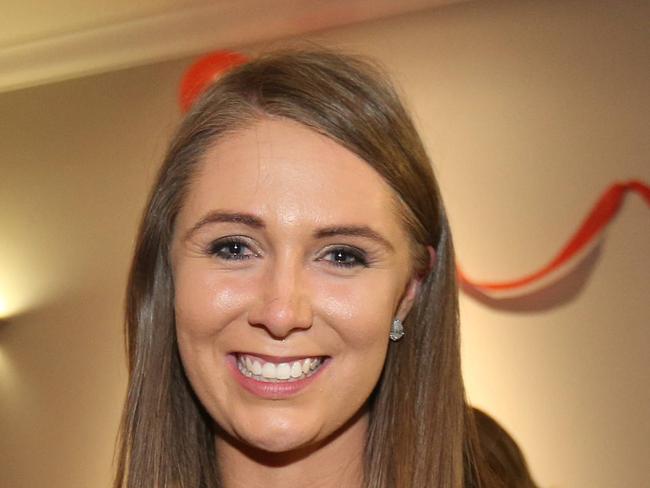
[216,410,367,488]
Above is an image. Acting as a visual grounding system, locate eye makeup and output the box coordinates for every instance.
[197,230,383,271]
[318,245,369,268]
[206,236,260,261]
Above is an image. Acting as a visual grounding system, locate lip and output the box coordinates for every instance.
[226,353,329,400]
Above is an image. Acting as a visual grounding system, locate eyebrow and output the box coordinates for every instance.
[184,210,265,241]
[184,211,394,251]
[314,225,394,251]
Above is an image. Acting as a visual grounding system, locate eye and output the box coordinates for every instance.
[320,246,368,268]
[208,237,257,261]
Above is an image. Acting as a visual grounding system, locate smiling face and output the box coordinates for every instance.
[171,117,420,456]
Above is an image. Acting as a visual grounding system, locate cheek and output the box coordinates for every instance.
[316,279,396,411]
[174,264,254,338]
[316,275,401,346]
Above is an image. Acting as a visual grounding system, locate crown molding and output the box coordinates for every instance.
[0,0,463,93]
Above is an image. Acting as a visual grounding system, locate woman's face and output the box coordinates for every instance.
[172,117,421,454]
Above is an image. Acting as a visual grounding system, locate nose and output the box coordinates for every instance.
[247,258,313,339]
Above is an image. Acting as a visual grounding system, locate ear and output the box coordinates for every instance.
[396,246,436,320]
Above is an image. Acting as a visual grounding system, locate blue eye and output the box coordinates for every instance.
[323,247,368,268]
[208,238,256,261]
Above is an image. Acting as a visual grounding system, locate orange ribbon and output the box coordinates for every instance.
[457,180,650,293]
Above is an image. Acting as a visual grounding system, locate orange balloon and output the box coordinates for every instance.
[179,50,247,112]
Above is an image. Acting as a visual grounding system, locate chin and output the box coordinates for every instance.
[229,412,323,456]
[247,420,318,454]
[243,432,312,454]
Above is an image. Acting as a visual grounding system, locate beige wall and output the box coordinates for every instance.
[0,60,186,486]
[1,0,648,487]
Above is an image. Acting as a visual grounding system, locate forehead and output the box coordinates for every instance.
[182,117,403,233]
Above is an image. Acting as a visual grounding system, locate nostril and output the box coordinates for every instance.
[247,294,313,337]
[248,321,309,341]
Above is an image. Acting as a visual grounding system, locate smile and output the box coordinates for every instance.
[236,354,325,383]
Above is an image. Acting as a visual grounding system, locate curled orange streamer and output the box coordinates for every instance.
[457,180,650,293]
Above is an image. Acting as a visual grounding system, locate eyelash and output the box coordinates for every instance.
[320,246,368,268]
[207,239,369,269]
[207,237,257,261]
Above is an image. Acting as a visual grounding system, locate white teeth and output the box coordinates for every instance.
[237,355,324,382]
[302,358,311,374]
[262,362,275,379]
[276,363,291,380]
[291,361,303,378]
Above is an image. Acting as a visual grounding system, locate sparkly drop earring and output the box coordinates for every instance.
[389,318,404,341]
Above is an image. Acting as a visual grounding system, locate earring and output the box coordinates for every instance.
[389,318,404,341]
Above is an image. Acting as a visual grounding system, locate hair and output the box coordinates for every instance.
[115,47,492,488]
[472,408,539,488]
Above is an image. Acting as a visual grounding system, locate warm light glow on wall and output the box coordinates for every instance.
[0,286,27,319]
[0,294,8,318]
[0,275,44,319]
[0,248,60,319]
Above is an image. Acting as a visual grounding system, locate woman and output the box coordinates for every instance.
[115,48,493,487]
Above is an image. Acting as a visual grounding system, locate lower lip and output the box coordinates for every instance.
[226,354,328,400]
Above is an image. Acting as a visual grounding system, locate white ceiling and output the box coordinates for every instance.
[0,0,206,46]
[0,0,465,93]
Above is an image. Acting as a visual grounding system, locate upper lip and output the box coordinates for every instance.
[233,352,328,363]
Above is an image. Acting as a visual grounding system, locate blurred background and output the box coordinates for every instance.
[1,0,648,486]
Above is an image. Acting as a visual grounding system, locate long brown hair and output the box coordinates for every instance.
[115,47,490,488]
[472,408,538,488]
